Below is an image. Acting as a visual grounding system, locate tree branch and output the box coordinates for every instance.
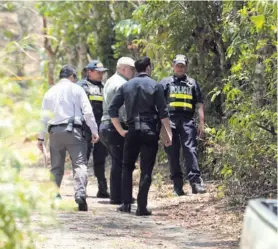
[256,123,277,136]
[178,1,187,12]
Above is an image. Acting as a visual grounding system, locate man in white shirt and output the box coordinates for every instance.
[37,65,99,211]
[100,57,135,204]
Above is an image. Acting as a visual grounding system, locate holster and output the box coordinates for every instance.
[139,114,159,136]
[81,120,92,141]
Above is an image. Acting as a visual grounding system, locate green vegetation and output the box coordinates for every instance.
[0,39,57,248]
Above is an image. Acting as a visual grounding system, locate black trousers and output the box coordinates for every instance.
[164,118,201,189]
[122,129,159,209]
[99,122,125,202]
[87,134,108,182]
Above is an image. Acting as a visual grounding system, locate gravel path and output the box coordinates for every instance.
[33,168,239,249]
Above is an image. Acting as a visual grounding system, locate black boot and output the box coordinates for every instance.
[75,196,88,211]
[110,197,136,205]
[97,179,110,198]
[117,204,131,213]
[174,188,186,196]
[97,190,110,198]
[191,183,206,194]
[136,208,152,216]
[173,177,184,195]
[110,200,121,205]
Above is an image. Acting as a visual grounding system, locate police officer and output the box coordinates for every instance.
[77,60,110,198]
[100,57,136,204]
[37,65,99,211]
[108,57,172,216]
[160,54,206,195]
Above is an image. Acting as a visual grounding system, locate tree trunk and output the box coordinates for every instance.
[77,39,88,74]
[253,62,265,107]
[47,54,56,86]
[43,16,57,86]
[67,46,78,67]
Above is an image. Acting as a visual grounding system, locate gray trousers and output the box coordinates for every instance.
[49,126,88,198]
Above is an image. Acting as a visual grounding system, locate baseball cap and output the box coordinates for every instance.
[117,57,135,67]
[173,54,188,65]
[86,60,108,72]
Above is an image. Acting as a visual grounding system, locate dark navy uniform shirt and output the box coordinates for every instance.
[77,78,104,123]
[159,74,203,119]
[108,73,169,126]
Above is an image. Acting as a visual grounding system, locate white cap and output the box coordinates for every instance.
[117,57,135,67]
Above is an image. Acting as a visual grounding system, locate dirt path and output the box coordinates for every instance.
[34,167,240,249]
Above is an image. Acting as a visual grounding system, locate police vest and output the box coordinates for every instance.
[78,79,103,122]
[167,76,195,116]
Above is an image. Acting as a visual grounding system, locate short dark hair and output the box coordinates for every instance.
[82,67,88,79]
[59,65,77,79]
[135,57,151,73]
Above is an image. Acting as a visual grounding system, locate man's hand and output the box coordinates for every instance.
[161,117,172,147]
[197,103,205,138]
[119,130,128,137]
[91,133,100,144]
[198,123,204,138]
[111,118,127,137]
[164,138,172,147]
[37,140,44,152]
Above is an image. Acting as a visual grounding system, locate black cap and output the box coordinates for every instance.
[86,60,108,72]
[59,65,77,79]
[173,54,188,65]
[135,56,151,73]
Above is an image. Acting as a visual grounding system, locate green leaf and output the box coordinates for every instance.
[211,90,221,102]
[250,15,265,30]
[239,6,248,17]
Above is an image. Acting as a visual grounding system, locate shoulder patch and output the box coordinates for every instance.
[159,76,173,88]
[76,80,87,87]
[186,76,196,87]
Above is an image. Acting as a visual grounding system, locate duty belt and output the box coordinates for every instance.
[127,114,158,130]
[102,120,127,129]
[48,123,82,131]
[101,120,112,125]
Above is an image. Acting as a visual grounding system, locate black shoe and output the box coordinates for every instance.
[174,188,186,196]
[97,180,110,198]
[110,200,121,205]
[111,198,135,205]
[96,190,110,198]
[117,204,131,213]
[191,183,206,194]
[75,196,88,211]
[136,208,152,216]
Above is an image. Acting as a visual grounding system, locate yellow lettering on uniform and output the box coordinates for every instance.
[169,102,192,108]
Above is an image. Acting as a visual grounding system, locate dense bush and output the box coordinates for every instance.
[0,40,56,248]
